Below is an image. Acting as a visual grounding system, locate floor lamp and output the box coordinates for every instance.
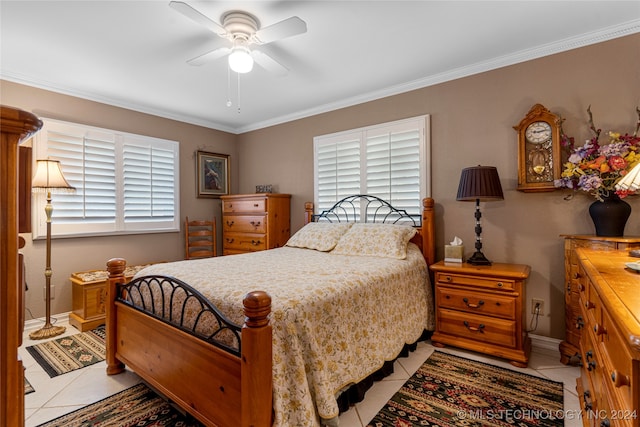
[29,159,75,340]
[456,165,504,266]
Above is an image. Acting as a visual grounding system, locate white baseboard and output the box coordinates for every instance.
[24,312,70,332]
[529,333,561,356]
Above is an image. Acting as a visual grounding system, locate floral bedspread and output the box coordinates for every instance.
[136,244,434,426]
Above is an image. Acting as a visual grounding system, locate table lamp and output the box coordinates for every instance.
[456,165,504,265]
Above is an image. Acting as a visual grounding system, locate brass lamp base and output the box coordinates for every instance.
[29,324,66,340]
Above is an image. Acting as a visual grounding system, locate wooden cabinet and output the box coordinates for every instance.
[221,193,291,255]
[1,106,43,427]
[69,264,153,331]
[574,248,639,427]
[430,261,531,367]
[560,235,640,365]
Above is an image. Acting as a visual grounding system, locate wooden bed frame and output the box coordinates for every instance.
[105,196,435,427]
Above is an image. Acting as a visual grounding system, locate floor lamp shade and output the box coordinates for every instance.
[457,166,504,265]
[29,159,75,340]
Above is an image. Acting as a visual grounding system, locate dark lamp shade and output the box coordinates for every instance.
[456,166,504,201]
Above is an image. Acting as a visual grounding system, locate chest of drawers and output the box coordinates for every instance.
[430,261,531,367]
[560,236,640,365]
[574,249,639,427]
[221,193,291,255]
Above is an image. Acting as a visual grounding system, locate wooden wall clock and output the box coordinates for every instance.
[513,103,562,192]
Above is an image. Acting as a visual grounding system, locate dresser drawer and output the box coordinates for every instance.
[223,215,267,233]
[223,199,266,213]
[223,232,267,252]
[437,308,516,348]
[436,286,515,319]
[600,309,635,411]
[435,272,515,291]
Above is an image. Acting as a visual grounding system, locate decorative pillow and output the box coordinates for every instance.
[285,222,353,252]
[331,223,417,259]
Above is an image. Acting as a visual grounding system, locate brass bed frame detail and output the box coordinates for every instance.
[106,196,435,427]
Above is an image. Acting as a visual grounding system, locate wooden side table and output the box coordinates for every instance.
[68,264,151,331]
[430,261,531,367]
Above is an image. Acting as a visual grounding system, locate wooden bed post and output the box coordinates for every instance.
[304,201,314,224]
[105,258,126,375]
[241,290,272,427]
[422,198,436,266]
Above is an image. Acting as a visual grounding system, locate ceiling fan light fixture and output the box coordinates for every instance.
[228,46,253,73]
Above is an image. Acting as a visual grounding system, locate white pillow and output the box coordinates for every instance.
[285,222,353,252]
[331,223,417,259]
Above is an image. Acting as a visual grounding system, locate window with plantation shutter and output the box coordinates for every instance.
[313,115,430,221]
[32,118,180,238]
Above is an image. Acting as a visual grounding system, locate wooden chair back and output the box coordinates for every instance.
[185,217,216,259]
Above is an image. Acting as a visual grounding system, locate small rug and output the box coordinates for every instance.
[26,325,105,378]
[367,351,564,427]
[25,377,34,395]
[36,382,204,427]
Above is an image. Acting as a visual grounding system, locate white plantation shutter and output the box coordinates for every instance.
[33,119,179,238]
[314,115,430,221]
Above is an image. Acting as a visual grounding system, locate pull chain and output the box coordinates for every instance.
[237,72,241,114]
[226,64,232,107]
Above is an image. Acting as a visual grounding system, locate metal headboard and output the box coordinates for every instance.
[312,195,420,226]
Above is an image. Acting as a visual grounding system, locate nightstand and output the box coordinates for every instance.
[429,261,531,367]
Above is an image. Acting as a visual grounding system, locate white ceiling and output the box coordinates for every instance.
[1,1,639,134]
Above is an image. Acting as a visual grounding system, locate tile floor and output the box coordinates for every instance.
[21,320,582,427]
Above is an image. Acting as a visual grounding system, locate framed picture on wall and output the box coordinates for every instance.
[196,151,230,198]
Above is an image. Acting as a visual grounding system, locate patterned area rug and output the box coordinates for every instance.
[26,325,105,377]
[25,377,34,394]
[367,351,564,427]
[36,382,204,427]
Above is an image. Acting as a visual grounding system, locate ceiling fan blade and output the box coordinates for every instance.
[253,16,307,44]
[251,50,288,76]
[169,1,226,37]
[187,47,231,66]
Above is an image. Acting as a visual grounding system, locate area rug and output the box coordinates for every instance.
[367,351,564,427]
[26,325,105,378]
[25,377,34,395]
[36,382,204,427]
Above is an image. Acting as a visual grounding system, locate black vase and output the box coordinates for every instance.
[588,194,632,237]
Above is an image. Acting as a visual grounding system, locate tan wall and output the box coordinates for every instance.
[2,33,639,339]
[0,80,238,322]
[236,33,640,339]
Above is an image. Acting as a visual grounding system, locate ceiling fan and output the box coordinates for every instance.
[169,1,307,75]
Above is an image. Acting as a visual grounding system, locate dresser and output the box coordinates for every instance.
[430,261,531,367]
[560,235,640,365]
[1,106,43,427]
[221,193,291,255]
[574,248,639,427]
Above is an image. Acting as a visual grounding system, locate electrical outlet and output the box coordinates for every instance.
[43,285,55,300]
[531,298,544,316]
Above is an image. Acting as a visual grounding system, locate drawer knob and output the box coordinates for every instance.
[600,420,610,427]
[463,321,485,332]
[573,272,580,280]
[593,324,607,336]
[444,275,452,282]
[611,370,630,387]
[462,298,484,309]
[587,361,596,371]
[254,203,259,207]
[250,221,261,227]
[566,283,571,292]
[225,238,234,243]
[578,283,585,292]
[226,220,235,226]
[584,300,595,310]
[251,240,262,246]
[575,316,584,330]
[496,282,504,287]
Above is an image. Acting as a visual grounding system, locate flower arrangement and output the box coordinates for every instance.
[554,106,640,201]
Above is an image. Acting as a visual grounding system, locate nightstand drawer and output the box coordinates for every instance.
[435,272,515,291]
[223,215,267,233]
[601,309,635,410]
[223,232,267,252]
[438,308,517,348]
[436,286,515,319]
